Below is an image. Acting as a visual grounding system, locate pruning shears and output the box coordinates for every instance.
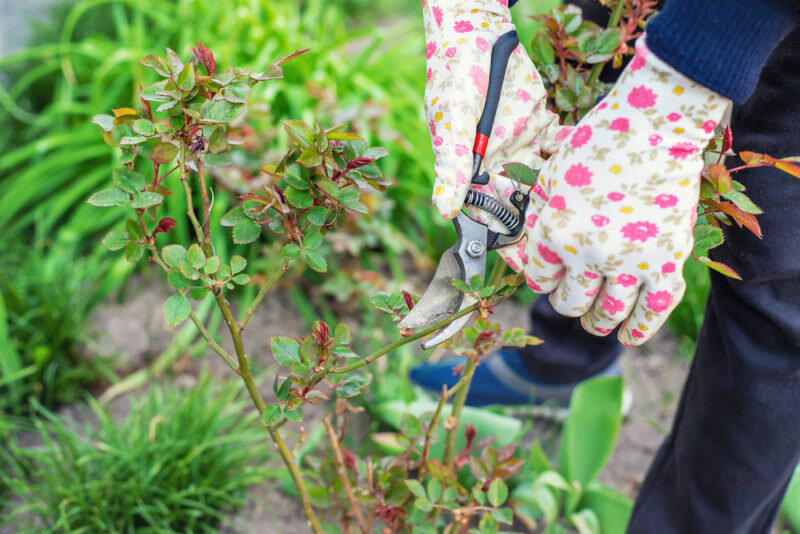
[400,31,530,349]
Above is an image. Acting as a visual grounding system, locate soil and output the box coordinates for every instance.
[8,279,690,533]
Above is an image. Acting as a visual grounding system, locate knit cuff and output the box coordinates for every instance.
[645,0,799,104]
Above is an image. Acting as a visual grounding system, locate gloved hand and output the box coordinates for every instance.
[519,38,730,346]
[423,0,564,231]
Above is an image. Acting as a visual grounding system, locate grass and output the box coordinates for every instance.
[2,375,273,533]
[0,234,124,427]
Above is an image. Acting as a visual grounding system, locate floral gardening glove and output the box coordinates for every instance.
[521,38,730,346]
[423,0,564,228]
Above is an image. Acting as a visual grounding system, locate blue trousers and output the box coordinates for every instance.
[521,27,800,534]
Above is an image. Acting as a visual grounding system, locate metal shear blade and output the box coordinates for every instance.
[399,212,488,350]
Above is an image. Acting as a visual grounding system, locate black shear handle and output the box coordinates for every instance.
[471,30,520,186]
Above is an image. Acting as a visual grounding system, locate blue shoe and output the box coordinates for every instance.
[409,349,631,420]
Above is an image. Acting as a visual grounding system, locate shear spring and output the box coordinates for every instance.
[464,190,519,232]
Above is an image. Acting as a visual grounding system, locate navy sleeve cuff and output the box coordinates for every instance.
[646,0,800,104]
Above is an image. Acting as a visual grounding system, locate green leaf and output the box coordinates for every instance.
[285,408,303,422]
[558,376,623,489]
[208,126,228,154]
[570,508,601,534]
[286,186,314,209]
[203,98,245,123]
[307,206,330,226]
[222,81,251,104]
[180,260,199,280]
[697,256,742,280]
[469,273,484,292]
[491,508,514,525]
[305,252,327,273]
[400,413,421,438]
[722,190,763,214]
[327,131,363,141]
[139,54,170,76]
[531,33,555,66]
[119,135,147,146]
[338,187,368,214]
[478,513,499,534]
[126,218,145,240]
[503,163,538,186]
[232,274,250,285]
[283,120,316,147]
[693,224,724,254]
[427,479,442,503]
[221,206,246,227]
[151,143,179,165]
[176,62,196,91]
[132,119,155,137]
[167,270,191,290]
[583,482,633,534]
[113,168,146,194]
[187,244,206,269]
[451,278,471,293]
[281,243,301,259]
[284,164,311,190]
[535,470,573,492]
[556,88,578,112]
[316,178,339,199]
[188,287,209,300]
[162,245,187,268]
[405,480,427,499]
[595,28,623,54]
[92,114,115,131]
[218,264,232,279]
[204,256,220,274]
[297,145,323,167]
[233,219,261,244]
[163,295,191,326]
[88,188,129,207]
[230,255,247,274]
[271,337,302,366]
[102,230,130,251]
[131,192,163,209]
[334,324,351,345]
[303,233,323,250]
[261,405,281,426]
[487,479,508,508]
[124,242,145,263]
[414,498,433,512]
[512,483,558,523]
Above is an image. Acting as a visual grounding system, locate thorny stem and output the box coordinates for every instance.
[329,304,479,375]
[214,265,324,533]
[586,0,627,88]
[135,211,237,372]
[240,258,290,329]
[323,418,368,532]
[178,140,205,245]
[172,140,324,533]
[195,153,212,245]
[443,358,478,470]
[419,384,449,478]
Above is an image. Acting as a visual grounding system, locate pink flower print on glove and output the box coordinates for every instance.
[519,36,730,346]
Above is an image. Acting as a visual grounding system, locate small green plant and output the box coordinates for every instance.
[511,377,631,534]
[1,376,271,532]
[0,238,116,425]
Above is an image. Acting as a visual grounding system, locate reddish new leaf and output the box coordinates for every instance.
[192,41,216,75]
[402,290,415,311]
[152,217,177,237]
[716,200,763,238]
[346,156,375,171]
[721,125,733,154]
[739,151,763,165]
